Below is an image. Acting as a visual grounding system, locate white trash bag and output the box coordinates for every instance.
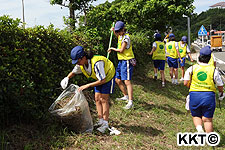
[185,95,190,111]
[49,84,93,133]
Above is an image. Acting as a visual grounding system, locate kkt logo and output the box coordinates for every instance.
[177,132,220,146]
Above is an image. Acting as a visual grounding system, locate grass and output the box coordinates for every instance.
[1,60,225,150]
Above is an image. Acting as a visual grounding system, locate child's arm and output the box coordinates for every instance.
[147,46,156,55]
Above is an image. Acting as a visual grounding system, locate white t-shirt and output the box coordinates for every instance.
[179,43,190,53]
[119,33,131,49]
[184,62,224,86]
[72,59,106,81]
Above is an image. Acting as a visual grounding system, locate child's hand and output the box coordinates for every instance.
[180,58,183,63]
[107,49,112,53]
[108,47,116,52]
[111,27,115,31]
[147,52,152,55]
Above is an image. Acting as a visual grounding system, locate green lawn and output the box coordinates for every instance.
[1,60,225,150]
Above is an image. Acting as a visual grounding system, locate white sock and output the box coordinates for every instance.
[196,125,204,133]
[124,95,129,99]
[175,79,178,83]
[162,82,165,84]
[154,73,157,76]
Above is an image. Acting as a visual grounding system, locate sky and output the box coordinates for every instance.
[0,0,224,29]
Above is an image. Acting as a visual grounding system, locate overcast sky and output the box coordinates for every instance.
[0,0,224,29]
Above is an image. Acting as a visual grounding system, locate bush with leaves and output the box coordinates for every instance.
[0,16,91,126]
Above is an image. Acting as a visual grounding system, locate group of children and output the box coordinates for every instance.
[147,32,193,87]
[60,21,224,135]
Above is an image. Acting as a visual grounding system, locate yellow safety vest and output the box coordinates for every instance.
[208,54,214,66]
[190,64,216,92]
[166,41,178,59]
[178,41,187,58]
[80,55,115,83]
[117,33,134,60]
[152,41,166,60]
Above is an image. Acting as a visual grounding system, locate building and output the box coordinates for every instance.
[210,2,225,8]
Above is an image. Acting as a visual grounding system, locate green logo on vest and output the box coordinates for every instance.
[168,45,172,49]
[197,71,207,81]
[179,49,183,53]
[159,45,164,49]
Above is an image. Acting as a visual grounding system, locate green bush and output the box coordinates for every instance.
[0,16,81,126]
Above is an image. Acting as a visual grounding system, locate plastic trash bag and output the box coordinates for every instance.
[185,95,190,111]
[49,84,93,133]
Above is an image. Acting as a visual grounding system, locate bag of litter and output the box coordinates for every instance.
[49,84,93,133]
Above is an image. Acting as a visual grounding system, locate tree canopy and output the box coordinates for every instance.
[84,0,195,33]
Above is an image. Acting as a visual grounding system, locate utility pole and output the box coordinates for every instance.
[187,16,191,49]
[209,24,212,40]
[22,0,25,28]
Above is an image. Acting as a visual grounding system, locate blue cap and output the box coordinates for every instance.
[70,46,85,64]
[155,33,161,39]
[169,33,175,38]
[114,21,125,31]
[181,36,187,42]
[200,46,211,56]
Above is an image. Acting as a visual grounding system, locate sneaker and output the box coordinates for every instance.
[172,78,175,84]
[162,82,165,87]
[116,95,128,101]
[180,77,184,81]
[97,123,109,133]
[174,81,178,85]
[94,120,103,127]
[123,103,133,109]
[154,76,157,80]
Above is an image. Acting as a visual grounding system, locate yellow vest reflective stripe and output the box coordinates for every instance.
[80,56,115,83]
[152,41,165,60]
[166,41,178,58]
[178,41,187,58]
[190,64,216,92]
[117,33,134,60]
[208,54,214,66]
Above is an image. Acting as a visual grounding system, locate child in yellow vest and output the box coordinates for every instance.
[60,46,115,133]
[147,33,166,87]
[184,46,224,133]
[178,36,194,81]
[108,21,135,109]
[165,33,183,85]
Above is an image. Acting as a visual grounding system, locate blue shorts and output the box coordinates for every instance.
[115,60,133,80]
[94,77,115,94]
[178,57,186,67]
[153,60,165,70]
[167,57,178,68]
[189,91,216,118]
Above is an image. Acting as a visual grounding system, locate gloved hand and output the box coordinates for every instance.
[219,92,224,101]
[60,77,69,89]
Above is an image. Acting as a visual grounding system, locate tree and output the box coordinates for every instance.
[50,0,96,29]
[84,0,195,33]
